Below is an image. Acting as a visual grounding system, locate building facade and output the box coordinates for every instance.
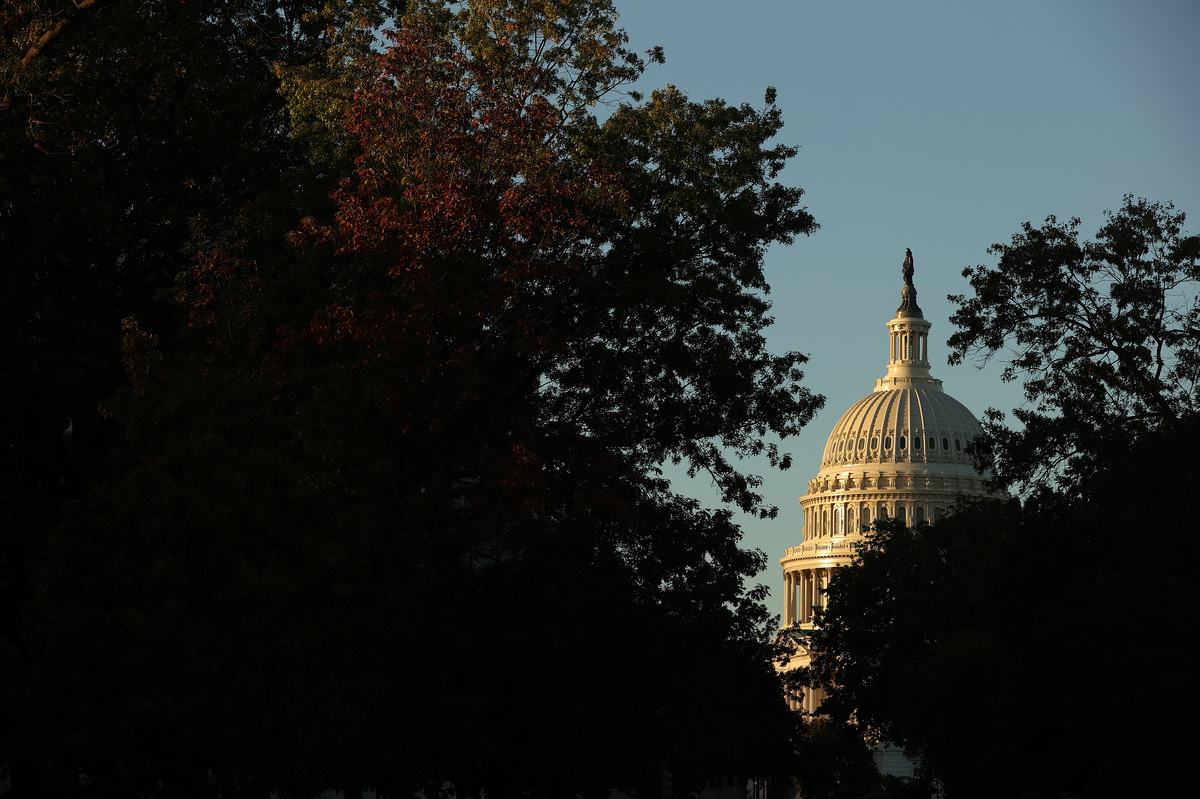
[778,273,999,746]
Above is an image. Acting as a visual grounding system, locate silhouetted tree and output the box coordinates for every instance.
[8,1,822,796]
[948,195,1200,495]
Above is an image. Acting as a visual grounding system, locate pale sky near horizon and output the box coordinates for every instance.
[611,0,1200,608]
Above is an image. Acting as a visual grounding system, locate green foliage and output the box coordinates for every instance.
[277,0,407,169]
[790,718,881,799]
[948,195,1200,494]
[569,85,818,515]
[810,432,1200,798]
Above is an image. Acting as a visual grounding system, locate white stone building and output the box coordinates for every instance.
[778,272,1000,777]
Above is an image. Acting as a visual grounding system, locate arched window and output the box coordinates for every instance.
[897,505,907,524]
[845,506,855,534]
[915,506,926,525]
[861,504,871,530]
[878,503,888,520]
[934,506,945,522]
[822,509,829,535]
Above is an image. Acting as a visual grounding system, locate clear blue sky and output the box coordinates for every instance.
[612,0,1200,608]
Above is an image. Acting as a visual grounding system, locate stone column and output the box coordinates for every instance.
[805,569,814,623]
[798,570,807,623]
[795,571,802,624]
[786,572,795,625]
[797,570,806,623]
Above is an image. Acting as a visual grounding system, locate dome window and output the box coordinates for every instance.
[913,437,921,450]
[955,438,962,452]
[929,436,937,449]
[898,436,907,449]
[884,436,892,449]
[942,437,949,451]
[871,436,878,449]
[858,437,865,450]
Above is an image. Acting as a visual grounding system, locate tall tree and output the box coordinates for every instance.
[808,432,1200,799]
[0,0,400,672]
[14,1,822,796]
[947,195,1200,494]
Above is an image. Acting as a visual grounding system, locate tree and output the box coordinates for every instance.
[809,432,1200,799]
[948,195,1200,494]
[12,1,822,795]
[790,718,882,799]
[2,0,392,788]
[808,510,1045,797]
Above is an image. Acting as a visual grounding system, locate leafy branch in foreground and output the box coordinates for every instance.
[947,194,1200,494]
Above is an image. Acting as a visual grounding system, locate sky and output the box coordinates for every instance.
[609,0,1200,607]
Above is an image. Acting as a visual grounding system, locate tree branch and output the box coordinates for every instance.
[1,0,108,115]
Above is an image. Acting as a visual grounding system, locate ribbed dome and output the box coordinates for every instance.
[819,386,982,469]
[813,277,983,473]
[790,271,998,550]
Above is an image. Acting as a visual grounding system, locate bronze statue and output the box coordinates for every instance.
[902,248,914,286]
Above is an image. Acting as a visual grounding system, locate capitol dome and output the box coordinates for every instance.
[779,267,1000,721]
[819,387,982,472]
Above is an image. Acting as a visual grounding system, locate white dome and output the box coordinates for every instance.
[819,385,982,471]
[781,276,1000,613]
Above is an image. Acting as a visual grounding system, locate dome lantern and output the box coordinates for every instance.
[878,272,936,389]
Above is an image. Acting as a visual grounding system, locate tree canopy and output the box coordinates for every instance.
[2,0,821,796]
[809,438,1200,799]
[947,195,1200,494]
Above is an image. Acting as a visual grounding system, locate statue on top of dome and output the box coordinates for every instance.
[902,248,914,287]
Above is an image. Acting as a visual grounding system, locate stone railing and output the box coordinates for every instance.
[782,540,860,559]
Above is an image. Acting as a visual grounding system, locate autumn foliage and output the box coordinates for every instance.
[4,1,821,796]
